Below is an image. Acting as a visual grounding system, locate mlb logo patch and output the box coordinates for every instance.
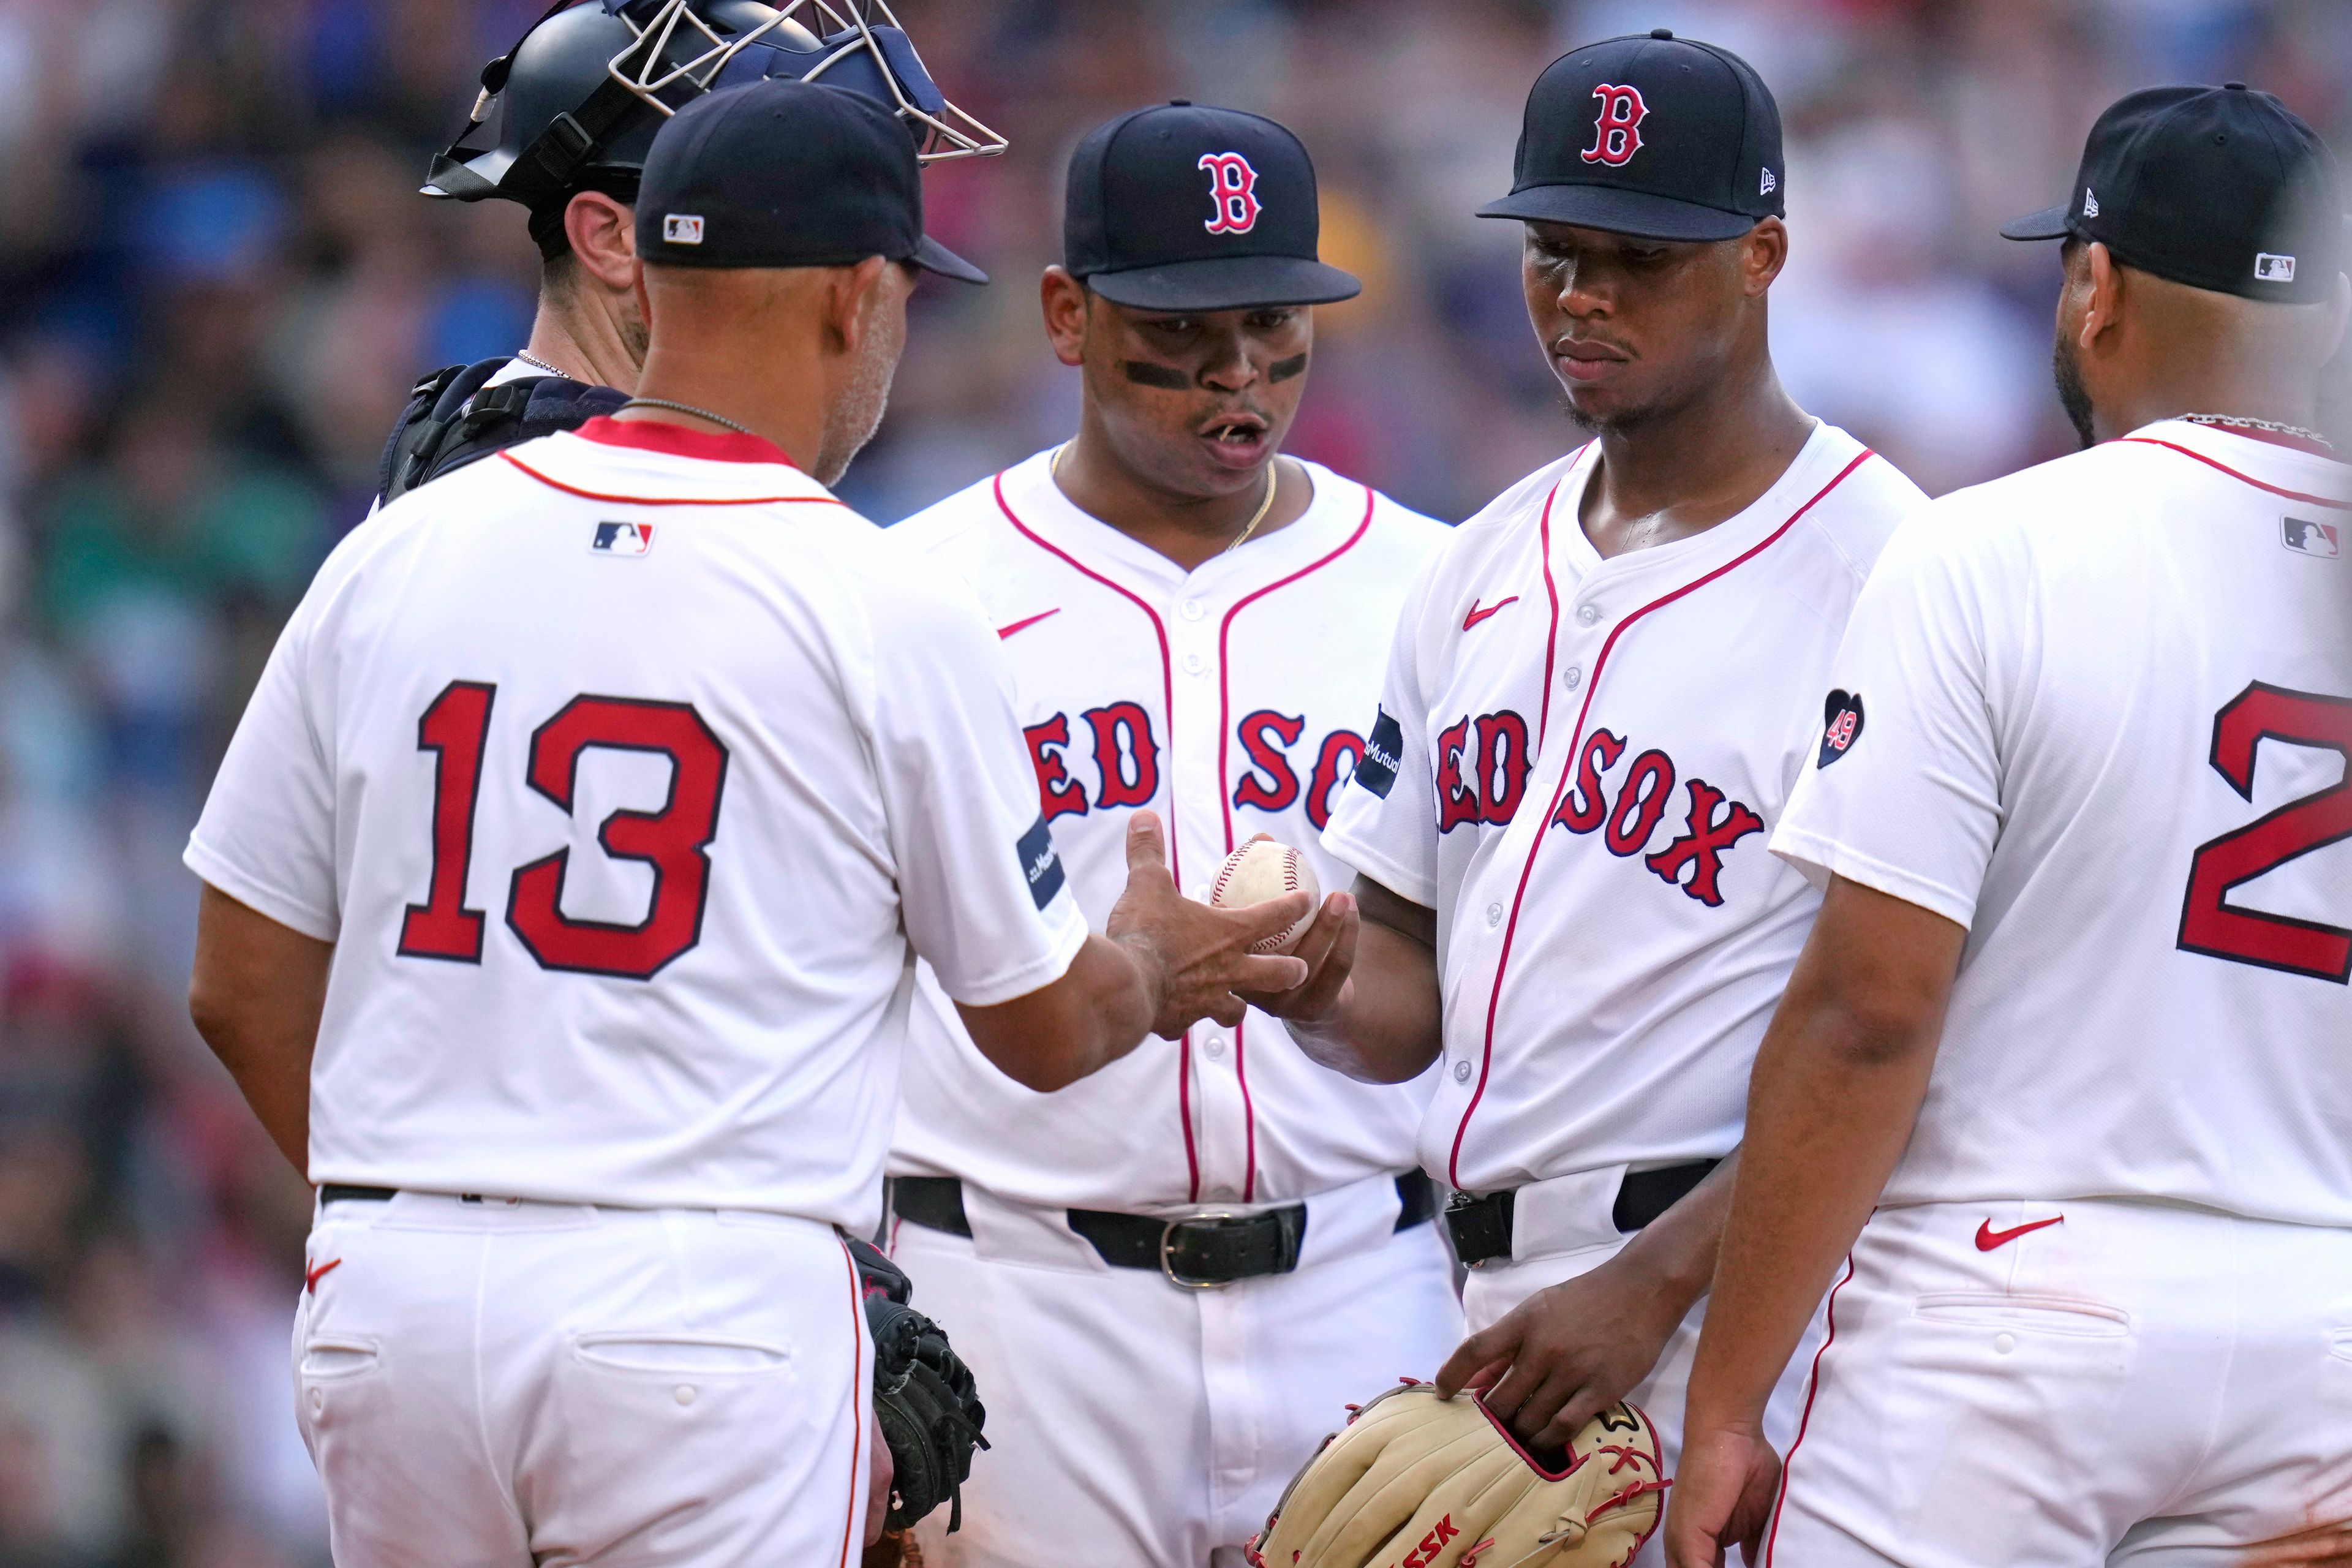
[592,521,655,557]
[2256,252,2296,282]
[664,214,704,246]
[2283,516,2340,559]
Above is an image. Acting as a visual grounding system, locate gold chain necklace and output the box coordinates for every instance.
[1052,444,1280,555]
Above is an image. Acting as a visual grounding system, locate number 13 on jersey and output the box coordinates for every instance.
[397,679,729,981]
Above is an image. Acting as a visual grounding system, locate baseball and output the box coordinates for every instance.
[1207,839,1321,955]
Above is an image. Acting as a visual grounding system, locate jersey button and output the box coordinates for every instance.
[1183,652,1207,676]
[1202,1035,1226,1059]
[1180,599,1207,622]
[1577,604,1600,627]
[1564,666,1583,689]
[1486,902,1502,927]
[1452,1060,1473,1082]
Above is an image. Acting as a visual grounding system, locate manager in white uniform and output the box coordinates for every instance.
[1672,81,2352,1568]
[885,102,1458,1568]
[182,80,1309,1568]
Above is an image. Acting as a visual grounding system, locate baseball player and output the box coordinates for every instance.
[1672,83,2352,1568]
[1250,30,1928,1537]
[183,80,1310,1568]
[882,103,1461,1568]
[381,0,998,503]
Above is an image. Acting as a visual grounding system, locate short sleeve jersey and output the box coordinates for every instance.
[1774,420,2352,1226]
[186,418,1087,1229]
[887,451,1449,1209]
[1325,424,1926,1193]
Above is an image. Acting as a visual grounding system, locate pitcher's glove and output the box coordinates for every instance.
[848,1238,989,1534]
[1246,1381,1667,1568]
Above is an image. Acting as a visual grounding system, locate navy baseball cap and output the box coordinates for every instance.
[637,76,984,282]
[2002,83,2343,304]
[1065,102,1360,312]
[1480,29,1784,242]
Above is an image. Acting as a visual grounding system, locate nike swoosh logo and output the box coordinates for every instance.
[1974,1215,2062,1251]
[305,1259,342,1292]
[1463,595,1519,631]
[997,609,1061,639]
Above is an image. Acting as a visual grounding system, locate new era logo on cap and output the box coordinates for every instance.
[2257,252,2297,281]
[592,521,655,557]
[2083,188,2100,217]
[663,214,704,245]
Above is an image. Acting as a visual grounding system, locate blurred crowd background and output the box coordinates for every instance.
[0,0,2345,1562]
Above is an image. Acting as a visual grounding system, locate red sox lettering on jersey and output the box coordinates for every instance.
[1199,151,1262,235]
[1324,425,1926,1194]
[889,450,1447,1212]
[1582,84,1649,167]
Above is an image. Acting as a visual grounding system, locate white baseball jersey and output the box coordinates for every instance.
[1774,418,2352,1225]
[1325,423,1927,1194]
[888,450,1450,1209]
[187,417,1087,1230]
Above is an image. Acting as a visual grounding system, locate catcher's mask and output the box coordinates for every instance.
[424,0,1002,213]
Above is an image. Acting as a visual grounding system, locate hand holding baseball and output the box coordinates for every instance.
[1106,813,1312,1038]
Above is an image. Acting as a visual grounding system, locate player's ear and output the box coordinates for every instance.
[1740,217,1788,296]
[565,192,639,295]
[827,255,895,356]
[2078,241,2125,353]
[1041,267,1089,369]
[2323,270,2351,365]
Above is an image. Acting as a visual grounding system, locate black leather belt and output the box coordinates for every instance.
[1442,1159,1720,1268]
[891,1172,1436,1289]
[320,1184,400,1205]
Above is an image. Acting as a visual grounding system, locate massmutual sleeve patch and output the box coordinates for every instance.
[1817,689,1865,767]
[1354,707,1404,799]
[1017,814,1066,910]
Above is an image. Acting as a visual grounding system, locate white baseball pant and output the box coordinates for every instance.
[892,1172,1463,1568]
[292,1192,871,1568]
[1459,1166,1825,1568]
[1763,1198,2352,1567]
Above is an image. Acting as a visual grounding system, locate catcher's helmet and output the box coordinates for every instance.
[424,0,1002,216]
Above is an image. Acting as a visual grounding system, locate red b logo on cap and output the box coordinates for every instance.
[1582,84,1649,166]
[1199,153,1262,235]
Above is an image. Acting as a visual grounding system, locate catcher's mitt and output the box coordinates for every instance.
[848,1238,989,1533]
[1246,1382,1668,1568]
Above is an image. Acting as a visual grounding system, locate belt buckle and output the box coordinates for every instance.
[1159,1213,1240,1291]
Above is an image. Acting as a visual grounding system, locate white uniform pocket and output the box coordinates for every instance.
[1913,1292,2131,1337]
[570,1332,792,1376]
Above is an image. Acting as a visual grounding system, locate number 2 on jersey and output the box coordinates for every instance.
[398,680,729,981]
[2176,680,2352,984]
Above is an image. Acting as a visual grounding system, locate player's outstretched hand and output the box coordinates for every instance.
[1236,886,1358,1023]
[1433,1246,1687,1453]
[1662,1422,1782,1568]
[1107,812,1311,1038]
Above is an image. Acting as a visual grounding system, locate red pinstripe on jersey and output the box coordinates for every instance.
[992,471,1202,1200]
[2119,437,2350,508]
[500,450,845,508]
[573,415,800,467]
[1532,445,1592,749]
[1447,451,1877,1188]
[1213,482,1376,1202]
